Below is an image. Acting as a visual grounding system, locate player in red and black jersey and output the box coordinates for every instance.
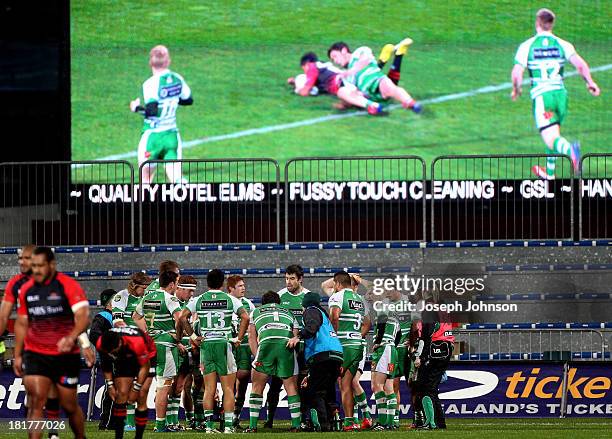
[1,244,66,439]
[13,247,91,439]
[288,52,382,114]
[288,40,413,114]
[97,327,157,439]
[0,244,34,334]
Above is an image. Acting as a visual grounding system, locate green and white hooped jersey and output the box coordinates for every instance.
[187,290,244,342]
[232,296,256,342]
[514,32,576,99]
[250,303,298,344]
[141,69,191,132]
[134,288,182,338]
[347,46,383,92]
[394,293,413,346]
[111,289,141,327]
[277,287,310,329]
[328,288,367,348]
[375,301,401,346]
[145,278,160,293]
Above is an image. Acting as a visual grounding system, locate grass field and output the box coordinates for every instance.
[3,419,612,438]
[71,1,611,178]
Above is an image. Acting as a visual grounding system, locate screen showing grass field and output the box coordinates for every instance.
[71,0,610,181]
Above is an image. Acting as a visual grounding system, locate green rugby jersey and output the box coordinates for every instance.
[277,287,310,329]
[250,303,298,344]
[375,301,401,346]
[145,278,160,293]
[394,293,414,347]
[178,298,193,345]
[187,290,245,342]
[347,46,383,93]
[514,31,576,99]
[232,296,256,342]
[134,288,182,338]
[141,70,191,132]
[111,289,141,327]
[328,288,367,348]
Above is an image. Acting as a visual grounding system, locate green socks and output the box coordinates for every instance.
[287,395,301,428]
[422,396,437,428]
[354,391,371,420]
[204,409,214,430]
[385,393,397,427]
[126,403,135,427]
[374,391,387,425]
[155,417,166,431]
[166,396,179,425]
[249,394,263,429]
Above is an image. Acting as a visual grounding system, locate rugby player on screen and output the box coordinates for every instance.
[511,8,600,180]
[328,40,422,114]
[288,38,415,114]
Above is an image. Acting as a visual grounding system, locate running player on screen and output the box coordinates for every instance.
[130,45,193,184]
[511,8,600,179]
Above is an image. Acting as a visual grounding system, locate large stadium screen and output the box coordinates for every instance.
[71,1,610,180]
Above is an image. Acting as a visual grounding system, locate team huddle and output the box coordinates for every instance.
[3,248,454,438]
[95,261,455,436]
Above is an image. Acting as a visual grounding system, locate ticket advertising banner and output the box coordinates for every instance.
[0,362,610,419]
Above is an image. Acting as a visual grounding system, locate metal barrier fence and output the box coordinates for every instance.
[431,154,574,241]
[453,328,607,361]
[138,159,280,245]
[0,161,134,246]
[285,156,426,243]
[580,154,612,239]
[3,153,612,245]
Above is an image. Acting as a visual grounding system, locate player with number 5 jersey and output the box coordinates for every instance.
[328,271,370,431]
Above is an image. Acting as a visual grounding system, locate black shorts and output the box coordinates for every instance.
[178,351,196,375]
[113,357,156,378]
[113,357,139,378]
[23,351,81,388]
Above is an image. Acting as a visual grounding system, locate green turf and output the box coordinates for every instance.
[3,419,612,438]
[71,0,611,179]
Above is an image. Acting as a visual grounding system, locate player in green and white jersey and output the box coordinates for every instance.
[112,273,152,328]
[246,291,301,432]
[129,45,193,184]
[387,289,420,429]
[144,260,180,294]
[178,269,249,433]
[328,41,422,113]
[226,275,256,428]
[511,8,600,180]
[132,271,183,433]
[323,273,375,429]
[265,264,310,428]
[328,271,370,431]
[369,293,402,431]
[111,272,152,430]
[163,275,198,431]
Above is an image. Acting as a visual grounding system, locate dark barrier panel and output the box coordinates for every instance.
[580,154,612,239]
[0,161,134,246]
[285,157,426,243]
[431,155,574,241]
[138,159,280,245]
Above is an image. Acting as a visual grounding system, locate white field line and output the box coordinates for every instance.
[77,63,612,164]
